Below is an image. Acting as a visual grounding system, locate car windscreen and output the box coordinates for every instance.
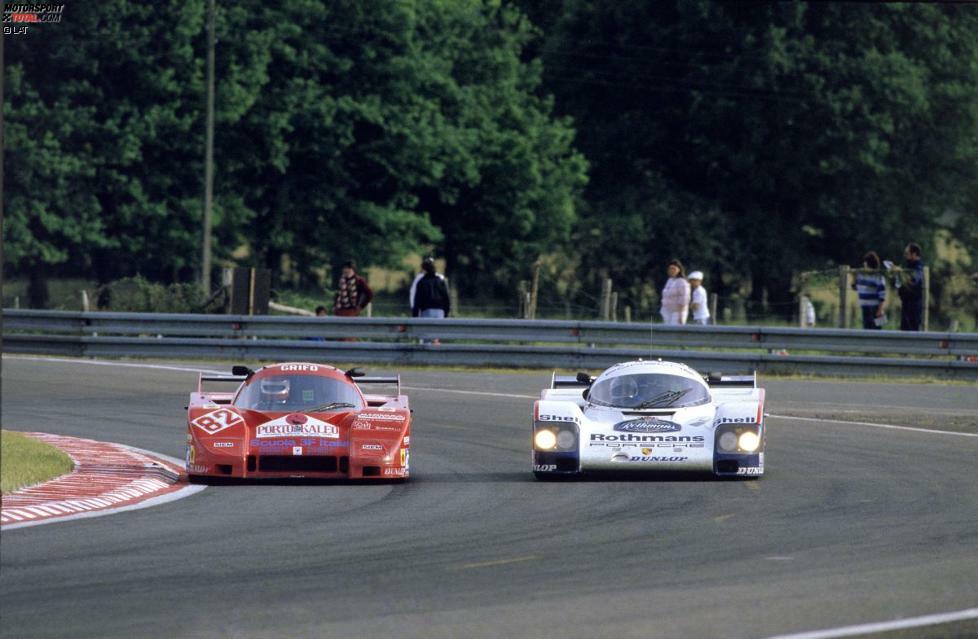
[233,374,364,411]
[588,373,710,409]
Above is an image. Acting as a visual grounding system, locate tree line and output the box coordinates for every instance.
[5,1,977,320]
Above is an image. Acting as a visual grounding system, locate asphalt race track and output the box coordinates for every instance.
[2,356,977,639]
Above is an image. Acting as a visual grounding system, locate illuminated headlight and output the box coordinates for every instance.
[534,430,557,450]
[556,430,576,450]
[718,431,738,452]
[738,431,761,452]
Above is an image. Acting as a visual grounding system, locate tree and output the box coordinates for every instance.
[536,1,978,316]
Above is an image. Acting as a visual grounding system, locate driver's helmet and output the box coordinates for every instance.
[609,375,639,402]
[259,377,290,405]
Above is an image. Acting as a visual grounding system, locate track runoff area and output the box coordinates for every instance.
[1,355,976,639]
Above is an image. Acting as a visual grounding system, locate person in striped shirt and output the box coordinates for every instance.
[853,251,887,329]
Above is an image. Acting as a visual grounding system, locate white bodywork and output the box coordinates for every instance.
[534,360,765,475]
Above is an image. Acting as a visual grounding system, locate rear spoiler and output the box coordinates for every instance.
[355,376,401,396]
[551,372,594,388]
[704,372,756,388]
[197,374,247,394]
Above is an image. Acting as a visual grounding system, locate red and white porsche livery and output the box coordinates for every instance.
[186,363,410,480]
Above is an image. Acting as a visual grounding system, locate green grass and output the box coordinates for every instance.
[1,430,75,494]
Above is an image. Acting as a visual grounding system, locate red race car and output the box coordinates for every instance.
[185,362,410,480]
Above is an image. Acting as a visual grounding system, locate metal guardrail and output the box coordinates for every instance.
[3,309,977,379]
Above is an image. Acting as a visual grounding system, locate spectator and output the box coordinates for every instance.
[315,306,328,317]
[894,243,924,331]
[852,251,887,329]
[412,258,451,319]
[409,256,448,315]
[333,260,373,317]
[687,271,710,326]
[660,259,690,325]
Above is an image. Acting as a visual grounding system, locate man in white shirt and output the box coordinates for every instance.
[688,271,711,325]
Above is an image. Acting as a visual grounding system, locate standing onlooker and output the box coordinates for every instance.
[315,305,328,317]
[660,259,690,325]
[853,251,887,330]
[409,256,448,315]
[333,260,373,317]
[895,243,924,331]
[687,271,710,326]
[411,257,451,319]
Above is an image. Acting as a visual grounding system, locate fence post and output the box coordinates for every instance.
[448,283,459,318]
[838,265,851,328]
[81,290,90,312]
[799,296,805,328]
[923,265,930,331]
[600,278,612,321]
[610,292,619,322]
[624,305,632,323]
[518,280,528,319]
[709,292,718,326]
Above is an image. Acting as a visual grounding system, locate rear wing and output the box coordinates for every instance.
[704,372,756,388]
[551,372,595,388]
[194,374,247,405]
[355,375,403,407]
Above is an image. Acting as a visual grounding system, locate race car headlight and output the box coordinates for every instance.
[738,431,760,452]
[718,431,738,452]
[556,430,576,450]
[534,430,557,450]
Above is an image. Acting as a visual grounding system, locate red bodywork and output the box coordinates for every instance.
[185,363,410,480]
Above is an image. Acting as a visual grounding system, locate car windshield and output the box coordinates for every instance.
[588,373,710,409]
[233,374,364,411]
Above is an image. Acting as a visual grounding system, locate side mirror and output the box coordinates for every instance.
[231,365,254,377]
[345,367,365,378]
[582,389,589,400]
[576,371,593,385]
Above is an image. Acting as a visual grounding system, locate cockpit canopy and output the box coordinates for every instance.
[233,374,365,411]
[588,372,710,409]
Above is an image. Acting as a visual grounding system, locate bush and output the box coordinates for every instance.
[97,276,211,313]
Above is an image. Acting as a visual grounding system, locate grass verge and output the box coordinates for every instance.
[1,430,75,494]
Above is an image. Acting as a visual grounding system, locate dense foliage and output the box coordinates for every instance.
[5,1,977,322]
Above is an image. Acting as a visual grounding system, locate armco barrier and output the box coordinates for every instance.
[3,309,977,380]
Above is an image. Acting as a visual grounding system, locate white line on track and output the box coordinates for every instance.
[766,414,978,438]
[7,357,973,438]
[763,606,978,639]
[3,354,224,375]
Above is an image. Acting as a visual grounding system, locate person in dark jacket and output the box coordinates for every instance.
[895,243,924,331]
[412,258,450,319]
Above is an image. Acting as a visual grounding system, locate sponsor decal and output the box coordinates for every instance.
[256,414,339,438]
[736,467,763,475]
[186,443,196,465]
[400,448,409,469]
[249,439,349,449]
[538,413,579,423]
[402,436,410,446]
[614,417,680,433]
[383,467,407,477]
[716,416,758,424]
[628,456,688,462]
[293,446,303,456]
[361,444,384,452]
[590,433,704,444]
[360,413,406,422]
[279,364,319,372]
[533,464,557,472]
[191,408,245,435]
[213,441,235,448]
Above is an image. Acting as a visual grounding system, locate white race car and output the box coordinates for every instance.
[532,360,765,479]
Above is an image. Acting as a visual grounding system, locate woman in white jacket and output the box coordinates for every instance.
[660,259,690,325]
